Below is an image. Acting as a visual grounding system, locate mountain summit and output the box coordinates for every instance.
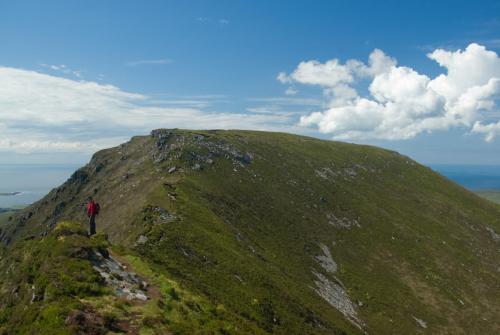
[1,129,499,334]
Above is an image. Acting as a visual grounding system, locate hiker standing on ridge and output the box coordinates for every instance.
[86,197,100,236]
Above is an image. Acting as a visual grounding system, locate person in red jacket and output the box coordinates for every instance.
[86,197,100,236]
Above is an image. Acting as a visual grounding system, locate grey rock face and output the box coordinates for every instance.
[326,213,361,229]
[137,235,149,244]
[150,129,253,172]
[313,272,364,331]
[412,316,428,329]
[315,243,338,273]
[315,163,378,182]
[91,250,148,301]
[485,226,499,242]
[312,244,365,332]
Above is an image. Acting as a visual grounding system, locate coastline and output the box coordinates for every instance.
[0,192,21,196]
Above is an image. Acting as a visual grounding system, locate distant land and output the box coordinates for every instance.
[475,190,500,204]
[0,207,19,213]
[0,192,21,196]
[0,163,80,208]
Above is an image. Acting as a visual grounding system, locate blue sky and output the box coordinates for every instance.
[1,0,500,165]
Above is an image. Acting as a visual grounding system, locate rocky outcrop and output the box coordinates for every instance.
[90,250,148,301]
[326,213,361,229]
[150,129,253,172]
[312,243,364,331]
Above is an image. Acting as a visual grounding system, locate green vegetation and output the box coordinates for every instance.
[0,211,13,225]
[1,129,499,334]
[0,207,22,225]
[0,221,109,334]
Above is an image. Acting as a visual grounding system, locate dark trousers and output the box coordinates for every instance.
[89,215,96,236]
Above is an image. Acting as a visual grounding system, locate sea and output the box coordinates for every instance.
[0,163,499,209]
[430,164,500,191]
[0,164,80,208]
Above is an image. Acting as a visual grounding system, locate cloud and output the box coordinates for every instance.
[40,63,83,78]
[0,67,298,154]
[247,96,323,107]
[196,17,210,23]
[124,59,172,66]
[472,121,500,142]
[195,17,230,26]
[285,87,298,95]
[280,43,500,141]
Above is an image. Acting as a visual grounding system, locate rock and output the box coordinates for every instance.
[68,169,89,185]
[90,250,149,302]
[485,226,499,242]
[315,243,338,273]
[315,167,337,180]
[140,280,148,290]
[412,316,427,329]
[312,243,364,331]
[30,285,42,304]
[168,167,177,174]
[326,213,361,229]
[236,153,252,164]
[95,163,105,173]
[137,235,148,244]
[313,272,364,330]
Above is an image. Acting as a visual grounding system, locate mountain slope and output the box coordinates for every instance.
[1,129,499,334]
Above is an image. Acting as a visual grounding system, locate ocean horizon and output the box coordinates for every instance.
[430,164,500,191]
[0,164,80,208]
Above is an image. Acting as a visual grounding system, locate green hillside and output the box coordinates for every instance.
[1,129,499,334]
[0,212,12,226]
[0,209,16,226]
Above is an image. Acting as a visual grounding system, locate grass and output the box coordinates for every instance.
[0,205,23,225]
[0,221,110,334]
[0,211,13,225]
[1,129,499,334]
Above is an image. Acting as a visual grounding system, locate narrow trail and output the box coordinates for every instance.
[90,247,165,334]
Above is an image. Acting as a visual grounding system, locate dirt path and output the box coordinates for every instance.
[81,248,166,334]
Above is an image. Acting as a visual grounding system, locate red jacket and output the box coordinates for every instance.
[87,201,98,217]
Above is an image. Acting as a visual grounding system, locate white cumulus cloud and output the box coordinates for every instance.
[0,67,298,154]
[281,43,500,141]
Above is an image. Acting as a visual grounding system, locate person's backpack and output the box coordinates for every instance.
[95,203,101,215]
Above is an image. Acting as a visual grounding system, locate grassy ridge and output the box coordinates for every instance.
[0,221,264,334]
[1,129,499,334]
